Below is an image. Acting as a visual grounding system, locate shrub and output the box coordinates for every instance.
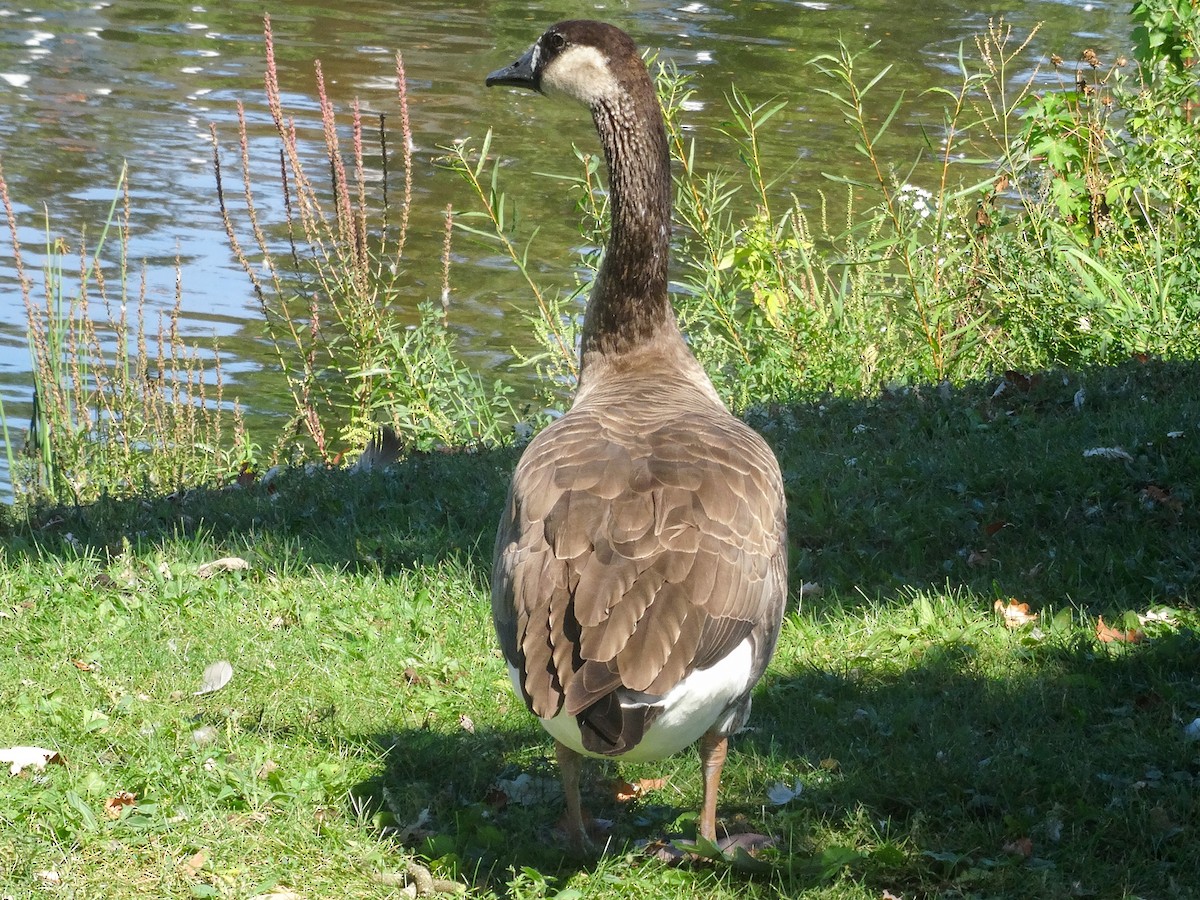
[455,13,1200,409]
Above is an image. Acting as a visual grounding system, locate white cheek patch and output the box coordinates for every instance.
[541,44,621,106]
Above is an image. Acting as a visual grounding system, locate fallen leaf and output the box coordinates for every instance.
[1095,616,1145,644]
[94,571,120,589]
[34,870,61,886]
[1003,370,1040,392]
[1002,836,1033,858]
[196,557,250,578]
[181,848,209,877]
[819,757,840,772]
[613,777,667,802]
[1139,485,1183,512]
[250,890,301,900]
[766,779,804,805]
[257,760,279,780]
[1138,608,1176,625]
[967,549,991,567]
[495,773,559,806]
[994,599,1038,628]
[983,520,1009,537]
[1183,718,1200,742]
[72,659,95,671]
[484,786,509,810]
[194,660,234,695]
[458,714,475,734]
[105,790,138,819]
[1,746,64,776]
[1083,446,1133,461]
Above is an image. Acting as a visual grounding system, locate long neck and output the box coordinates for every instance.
[579,79,675,376]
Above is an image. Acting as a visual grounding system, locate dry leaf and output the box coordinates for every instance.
[1,746,63,776]
[72,659,95,671]
[104,790,137,819]
[1095,616,1145,644]
[34,870,61,885]
[196,557,250,578]
[1002,836,1033,858]
[1139,485,1183,512]
[994,599,1038,628]
[819,757,840,772]
[94,572,120,589]
[1003,369,1040,392]
[1138,608,1176,625]
[967,549,992,568]
[250,890,301,900]
[181,849,209,877]
[194,660,234,695]
[1083,447,1133,461]
[458,714,475,734]
[613,777,667,802]
[983,520,1009,537]
[257,760,280,780]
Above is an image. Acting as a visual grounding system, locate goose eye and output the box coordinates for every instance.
[546,32,566,52]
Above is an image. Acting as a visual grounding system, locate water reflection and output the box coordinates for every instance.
[0,0,1130,488]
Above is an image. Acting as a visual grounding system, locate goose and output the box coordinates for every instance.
[486,20,788,854]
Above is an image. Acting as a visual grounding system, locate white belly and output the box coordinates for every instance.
[508,639,756,763]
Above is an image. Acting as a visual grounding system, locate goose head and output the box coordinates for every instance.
[487,21,676,376]
[485,20,641,110]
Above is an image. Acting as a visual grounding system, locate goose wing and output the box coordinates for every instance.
[492,398,786,753]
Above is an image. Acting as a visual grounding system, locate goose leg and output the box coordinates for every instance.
[698,730,728,843]
[555,740,591,855]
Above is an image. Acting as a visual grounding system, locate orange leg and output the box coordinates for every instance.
[698,730,728,843]
[555,740,591,855]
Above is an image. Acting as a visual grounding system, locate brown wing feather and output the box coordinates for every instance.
[491,376,787,749]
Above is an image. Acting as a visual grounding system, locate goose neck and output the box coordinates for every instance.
[580,91,675,373]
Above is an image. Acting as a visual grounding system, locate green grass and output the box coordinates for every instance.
[3,358,1199,898]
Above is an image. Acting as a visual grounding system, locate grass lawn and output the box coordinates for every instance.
[2,358,1199,898]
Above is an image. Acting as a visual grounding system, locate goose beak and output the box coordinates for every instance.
[486,45,540,91]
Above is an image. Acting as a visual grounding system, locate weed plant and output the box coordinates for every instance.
[214,14,515,462]
[0,164,240,505]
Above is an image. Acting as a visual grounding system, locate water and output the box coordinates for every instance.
[0,0,1132,491]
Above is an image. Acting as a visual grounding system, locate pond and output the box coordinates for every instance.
[0,0,1134,491]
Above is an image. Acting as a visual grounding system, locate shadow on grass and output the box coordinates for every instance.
[0,444,522,576]
[5,358,1200,616]
[341,613,1198,896]
[751,620,1200,894]
[3,357,1199,895]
